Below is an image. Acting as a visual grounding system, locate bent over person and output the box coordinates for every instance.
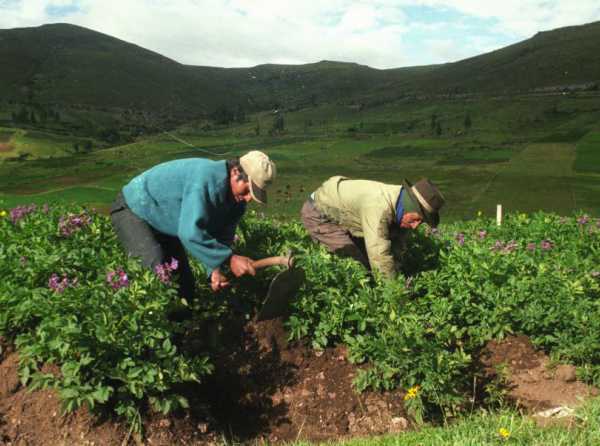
[301,176,444,279]
[110,151,276,296]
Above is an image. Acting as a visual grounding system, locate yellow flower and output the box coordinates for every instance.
[0,210,6,218]
[498,428,510,439]
[477,210,483,217]
[404,385,420,400]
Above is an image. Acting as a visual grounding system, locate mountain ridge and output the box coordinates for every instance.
[1,21,599,115]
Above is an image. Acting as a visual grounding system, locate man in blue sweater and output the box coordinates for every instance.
[110,151,276,297]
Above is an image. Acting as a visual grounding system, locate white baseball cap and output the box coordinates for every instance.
[239,150,276,204]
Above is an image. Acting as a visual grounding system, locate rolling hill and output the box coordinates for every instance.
[1,21,599,117]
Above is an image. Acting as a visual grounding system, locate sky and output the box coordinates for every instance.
[1,0,600,69]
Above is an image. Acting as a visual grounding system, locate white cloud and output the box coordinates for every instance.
[0,0,599,68]
[412,0,600,36]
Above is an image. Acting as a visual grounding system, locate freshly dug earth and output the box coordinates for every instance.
[0,320,410,446]
[1,331,597,445]
[481,335,598,425]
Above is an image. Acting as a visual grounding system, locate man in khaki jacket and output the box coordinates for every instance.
[301,176,444,279]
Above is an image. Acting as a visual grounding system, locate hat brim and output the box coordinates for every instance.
[403,179,439,228]
[249,179,267,204]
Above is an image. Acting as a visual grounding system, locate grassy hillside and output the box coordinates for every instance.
[376,21,600,98]
[0,23,245,116]
[1,21,599,118]
[1,94,599,220]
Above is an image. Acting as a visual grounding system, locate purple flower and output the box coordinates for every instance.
[455,232,465,246]
[9,204,37,224]
[106,268,130,290]
[42,204,50,214]
[58,212,92,237]
[48,273,76,293]
[490,240,518,254]
[559,217,568,225]
[491,240,504,252]
[596,219,600,228]
[577,215,590,225]
[154,258,179,284]
[526,242,536,252]
[503,240,518,253]
[540,239,554,251]
[478,230,487,240]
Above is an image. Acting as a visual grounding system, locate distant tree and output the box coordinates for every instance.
[464,113,472,132]
[83,140,93,152]
[430,113,437,133]
[29,112,37,124]
[72,142,80,153]
[303,119,313,134]
[435,121,442,136]
[212,106,235,125]
[254,120,261,136]
[99,127,121,145]
[39,107,48,123]
[234,105,246,123]
[11,112,17,122]
[271,113,284,134]
[16,107,29,123]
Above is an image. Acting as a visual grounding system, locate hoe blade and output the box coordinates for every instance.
[256,267,305,321]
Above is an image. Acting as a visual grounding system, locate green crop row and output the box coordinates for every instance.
[0,205,216,432]
[237,210,600,420]
[1,203,599,432]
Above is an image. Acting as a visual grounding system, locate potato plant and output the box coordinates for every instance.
[239,210,600,417]
[0,204,214,432]
[1,203,599,428]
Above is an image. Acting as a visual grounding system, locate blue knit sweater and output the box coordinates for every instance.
[122,158,245,276]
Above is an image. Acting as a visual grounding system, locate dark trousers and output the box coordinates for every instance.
[300,199,370,269]
[110,192,196,300]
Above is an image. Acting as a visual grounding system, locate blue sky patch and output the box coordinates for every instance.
[46,3,80,17]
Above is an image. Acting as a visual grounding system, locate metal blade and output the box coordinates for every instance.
[256,267,305,321]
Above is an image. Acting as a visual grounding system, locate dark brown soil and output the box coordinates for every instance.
[2,330,598,445]
[0,320,410,445]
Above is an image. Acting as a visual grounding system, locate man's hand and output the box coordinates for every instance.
[229,255,256,278]
[210,268,230,292]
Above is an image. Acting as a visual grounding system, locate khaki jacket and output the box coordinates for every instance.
[313,176,406,279]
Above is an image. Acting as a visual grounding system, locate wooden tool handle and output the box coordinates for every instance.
[251,255,292,270]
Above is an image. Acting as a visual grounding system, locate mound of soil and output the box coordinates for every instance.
[2,329,598,445]
[481,335,598,417]
[0,319,410,445]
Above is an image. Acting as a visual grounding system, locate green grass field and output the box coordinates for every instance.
[294,400,600,445]
[1,94,600,221]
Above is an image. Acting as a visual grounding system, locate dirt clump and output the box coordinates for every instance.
[0,318,410,445]
[481,335,598,419]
